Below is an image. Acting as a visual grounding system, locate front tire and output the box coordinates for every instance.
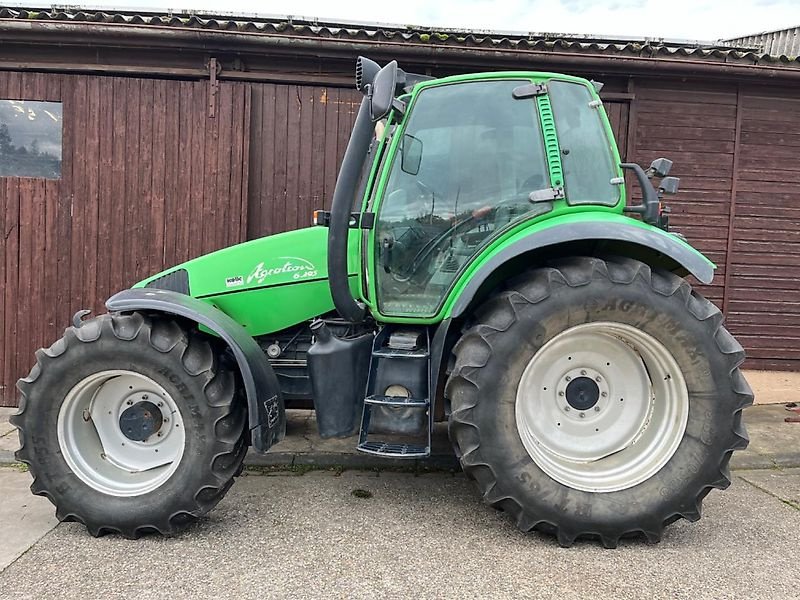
[11,312,247,538]
[446,257,753,547]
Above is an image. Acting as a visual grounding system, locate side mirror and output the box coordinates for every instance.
[370,60,398,121]
[648,158,673,178]
[400,134,423,175]
[659,176,680,195]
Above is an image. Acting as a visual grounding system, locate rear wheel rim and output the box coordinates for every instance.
[57,370,186,497]
[515,322,689,493]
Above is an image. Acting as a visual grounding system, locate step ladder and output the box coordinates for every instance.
[357,327,431,458]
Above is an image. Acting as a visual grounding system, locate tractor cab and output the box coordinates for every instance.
[323,58,676,326]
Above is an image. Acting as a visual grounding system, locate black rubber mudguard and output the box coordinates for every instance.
[106,288,285,453]
[450,221,715,319]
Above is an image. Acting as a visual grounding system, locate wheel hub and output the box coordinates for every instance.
[57,370,186,497]
[515,322,689,493]
[565,377,600,411]
[119,400,163,442]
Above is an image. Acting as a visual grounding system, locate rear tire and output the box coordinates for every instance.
[446,256,753,547]
[11,312,247,538]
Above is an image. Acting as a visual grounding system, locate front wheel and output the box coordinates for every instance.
[446,256,753,547]
[11,312,247,538]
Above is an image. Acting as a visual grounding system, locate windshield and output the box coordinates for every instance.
[374,79,549,317]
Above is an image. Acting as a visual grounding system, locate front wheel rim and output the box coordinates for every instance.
[57,370,186,497]
[515,322,689,493]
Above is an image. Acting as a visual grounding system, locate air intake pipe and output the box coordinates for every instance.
[326,57,377,322]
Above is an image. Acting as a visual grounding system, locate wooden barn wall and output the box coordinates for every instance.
[727,88,800,369]
[0,72,252,405]
[246,84,360,237]
[631,79,800,370]
[1,68,799,405]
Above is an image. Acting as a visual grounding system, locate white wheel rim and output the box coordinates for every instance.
[57,370,186,497]
[515,322,689,493]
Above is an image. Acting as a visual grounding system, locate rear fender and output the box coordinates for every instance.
[447,219,715,320]
[106,289,285,453]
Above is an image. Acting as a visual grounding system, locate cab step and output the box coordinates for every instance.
[356,326,432,459]
[357,441,429,458]
[364,394,428,408]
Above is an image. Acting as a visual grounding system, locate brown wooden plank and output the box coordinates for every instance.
[246,84,264,240]
[176,80,193,263]
[297,85,315,228]
[137,79,154,281]
[272,85,289,234]
[202,80,220,256]
[635,86,737,105]
[238,84,251,242]
[150,79,167,274]
[188,81,206,260]
[259,83,277,237]
[637,111,734,130]
[310,85,327,215]
[16,179,34,389]
[637,125,735,142]
[0,175,6,403]
[162,79,180,265]
[323,87,340,211]
[1,181,19,403]
[285,85,301,231]
[637,100,737,117]
[54,76,74,343]
[95,78,113,305]
[109,77,127,294]
[30,179,47,353]
[69,75,88,317]
[213,82,233,251]
[122,78,141,287]
[84,76,101,309]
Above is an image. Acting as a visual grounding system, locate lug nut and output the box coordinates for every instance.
[594,406,601,412]
[126,400,133,406]
[158,401,164,407]
[579,412,586,418]
[142,394,149,400]
[558,391,565,397]
[157,432,163,437]
[564,406,571,412]
[565,376,571,382]
[595,376,602,382]
[601,392,607,398]
[580,370,587,376]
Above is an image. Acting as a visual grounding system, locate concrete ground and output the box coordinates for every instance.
[0,467,798,599]
[0,369,798,599]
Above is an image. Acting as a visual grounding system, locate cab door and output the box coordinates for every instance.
[368,79,550,319]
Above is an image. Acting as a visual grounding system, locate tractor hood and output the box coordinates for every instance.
[134,227,358,336]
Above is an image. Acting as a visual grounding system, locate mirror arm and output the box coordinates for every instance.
[621,163,660,225]
[390,97,406,117]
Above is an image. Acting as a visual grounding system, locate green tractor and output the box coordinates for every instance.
[12,58,753,547]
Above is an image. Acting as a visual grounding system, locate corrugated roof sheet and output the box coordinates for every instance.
[2,6,800,69]
[725,27,800,58]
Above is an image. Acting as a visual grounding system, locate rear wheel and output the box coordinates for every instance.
[12,312,247,538]
[446,256,753,547]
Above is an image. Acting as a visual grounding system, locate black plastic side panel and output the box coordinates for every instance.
[451,221,715,319]
[429,319,455,425]
[106,289,285,453]
[144,269,190,295]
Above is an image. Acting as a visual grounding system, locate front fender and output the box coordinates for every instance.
[446,216,715,319]
[106,289,285,453]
